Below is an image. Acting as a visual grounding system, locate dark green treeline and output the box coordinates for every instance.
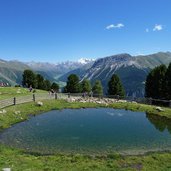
[145,63,171,100]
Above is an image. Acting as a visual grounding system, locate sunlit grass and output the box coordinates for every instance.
[1,88,171,170]
[0,144,171,171]
[0,87,46,100]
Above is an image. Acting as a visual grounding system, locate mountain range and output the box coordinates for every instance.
[1,52,171,97]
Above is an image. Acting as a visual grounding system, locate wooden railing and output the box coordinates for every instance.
[0,93,171,109]
[0,93,67,109]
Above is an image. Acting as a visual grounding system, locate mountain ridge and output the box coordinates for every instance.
[1,51,171,97]
[58,52,171,97]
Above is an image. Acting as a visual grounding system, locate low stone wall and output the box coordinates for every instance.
[66,97,129,106]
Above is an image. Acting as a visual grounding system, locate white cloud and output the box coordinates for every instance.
[106,24,115,30]
[153,24,163,31]
[145,28,149,33]
[106,23,124,30]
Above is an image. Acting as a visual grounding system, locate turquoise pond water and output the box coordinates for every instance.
[0,108,171,155]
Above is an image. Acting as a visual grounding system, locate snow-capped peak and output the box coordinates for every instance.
[78,58,95,64]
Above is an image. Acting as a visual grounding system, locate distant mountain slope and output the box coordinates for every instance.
[58,61,94,82]
[0,58,94,86]
[58,52,171,97]
[135,52,171,68]
[1,52,171,96]
[0,60,30,85]
[27,60,94,85]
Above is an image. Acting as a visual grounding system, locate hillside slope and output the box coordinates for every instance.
[59,52,171,97]
[1,52,171,97]
[0,60,30,85]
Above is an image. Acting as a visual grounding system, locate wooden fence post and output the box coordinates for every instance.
[55,93,58,100]
[149,98,152,105]
[33,94,35,102]
[13,97,16,105]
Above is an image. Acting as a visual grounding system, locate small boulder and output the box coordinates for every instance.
[0,109,7,114]
[36,101,43,106]
[2,168,11,171]
[14,110,21,114]
[155,107,164,112]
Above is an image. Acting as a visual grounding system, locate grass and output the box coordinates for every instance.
[0,87,46,100]
[0,144,171,170]
[110,102,171,119]
[1,98,171,129]
[0,99,103,129]
[1,87,171,170]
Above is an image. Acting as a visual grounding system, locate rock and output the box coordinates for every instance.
[118,100,127,103]
[0,109,7,114]
[96,101,102,104]
[79,100,87,103]
[2,168,11,171]
[155,107,164,112]
[37,101,43,106]
[14,110,21,114]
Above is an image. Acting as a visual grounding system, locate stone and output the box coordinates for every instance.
[37,101,43,106]
[2,168,11,171]
[0,109,7,114]
[14,111,21,114]
[155,107,164,112]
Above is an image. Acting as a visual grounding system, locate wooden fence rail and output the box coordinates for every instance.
[0,93,70,109]
[0,93,171,109]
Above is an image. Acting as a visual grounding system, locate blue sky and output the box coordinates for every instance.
[0,0,170,62]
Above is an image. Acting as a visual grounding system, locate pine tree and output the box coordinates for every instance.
[145,71,155,98]
[108,74,125,97]
[44,79,51,91]
[80,79,91,93]
[165,62,171,99]
[22,70,37,88]
[65,74,80,93]
[145,64,167,99]
[51,82,59,92]
[36,74,44,89]
[92,80,103,96]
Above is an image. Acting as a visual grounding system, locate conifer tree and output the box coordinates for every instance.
[36,74,44,89]
[165,62,171,99]
[92,80,103,96]
[145,64,167,99]
[51,82,59,92]
[65,74,80,93]
[22,69,37,88]
[44,79,51,91]
[80,79,91,93]
[108,74,125,97]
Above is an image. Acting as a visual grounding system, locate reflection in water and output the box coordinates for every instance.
[0,108,171,155]
[146,113,171,134]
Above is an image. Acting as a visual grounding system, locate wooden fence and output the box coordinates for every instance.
[0,93,68,109]
[0,93,171,109]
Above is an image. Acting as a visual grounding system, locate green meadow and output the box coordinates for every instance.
[0,87,46,100]
[0,87,171,171]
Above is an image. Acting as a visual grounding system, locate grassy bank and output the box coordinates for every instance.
[1,98,171,129]
[0,144,171,171]
[0,99,103,129]
[110,102,171,119]
[0,96,171,170]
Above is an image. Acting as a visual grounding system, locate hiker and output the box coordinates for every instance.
[29,85,33,92]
